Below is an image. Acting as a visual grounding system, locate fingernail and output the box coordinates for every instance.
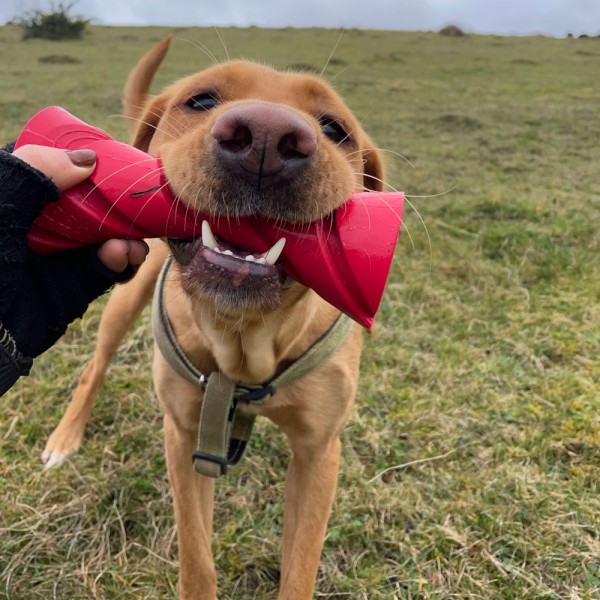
[141,240,150,255]
[66,149,96,167]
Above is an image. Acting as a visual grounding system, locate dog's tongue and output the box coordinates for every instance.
[198,245,282,290]
[19,106,405,328]
[197,233,282,283]
[210,251,267,285]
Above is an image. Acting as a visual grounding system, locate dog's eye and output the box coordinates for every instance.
[185,93,220,111]
[319,118,350,144]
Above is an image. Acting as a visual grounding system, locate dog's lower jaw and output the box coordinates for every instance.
[176,255,286,316]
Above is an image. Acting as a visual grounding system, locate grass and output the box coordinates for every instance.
[1,24,599,599]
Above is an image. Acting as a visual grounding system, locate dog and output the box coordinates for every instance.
[41,37,385,599]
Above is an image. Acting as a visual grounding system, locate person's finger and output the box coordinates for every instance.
[126,240,150,266]
[96,239,150,273]
[12,145,96,191]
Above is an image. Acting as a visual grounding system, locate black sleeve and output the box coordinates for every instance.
[0,145,62,316]
[0,321,32,396]
[0,144,134,394]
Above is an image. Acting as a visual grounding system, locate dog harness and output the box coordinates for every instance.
[152,257,354,478]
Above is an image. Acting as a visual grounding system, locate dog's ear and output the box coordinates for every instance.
[362,146,385,192]
[131,96,167,151]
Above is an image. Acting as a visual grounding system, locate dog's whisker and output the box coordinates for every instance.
[213,27,230,61]
[320,28,345,78]
[351,175,427,260]
[79,157,160,210]
[356,183,417,254]
[325,64,351,85]
[378,147,416,170]
[405,184,458,200]
[172,184,193,234]
[123,102,189,139]
[167,182,196,238]
[96,165,165,230]
[125,180,173,238]
[397,217,416,253]
[187,187,203,239]
[343,145,416,172]
[177,36,220,64]
[110,112,182,142]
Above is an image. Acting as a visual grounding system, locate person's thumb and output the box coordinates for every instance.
[12,145,96,191]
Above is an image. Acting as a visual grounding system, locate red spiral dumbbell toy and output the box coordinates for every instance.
[16,107,404,328]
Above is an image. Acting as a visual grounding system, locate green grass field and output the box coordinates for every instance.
[1,23,599,599]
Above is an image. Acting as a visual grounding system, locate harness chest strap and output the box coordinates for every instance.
[152,257,355,478]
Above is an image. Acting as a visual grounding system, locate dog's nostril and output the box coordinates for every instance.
[278,132,309,160]
[219,124,252,153]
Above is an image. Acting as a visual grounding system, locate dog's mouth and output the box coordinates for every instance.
[168,221,288,312]
[168,221,286,269]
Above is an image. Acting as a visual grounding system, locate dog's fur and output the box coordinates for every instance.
[42,37,385,599]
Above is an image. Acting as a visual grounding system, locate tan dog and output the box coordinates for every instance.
[42,37,385,599]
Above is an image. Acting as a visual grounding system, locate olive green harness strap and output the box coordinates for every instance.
[152,257,354,478]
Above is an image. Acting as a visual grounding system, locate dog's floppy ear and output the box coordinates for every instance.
[131,96,167,151]
[362,146,385,192]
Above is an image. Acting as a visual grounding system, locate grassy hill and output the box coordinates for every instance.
[1,24,599,599]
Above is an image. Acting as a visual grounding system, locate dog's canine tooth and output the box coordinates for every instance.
[265,238,286,266]
[202,220,218,249]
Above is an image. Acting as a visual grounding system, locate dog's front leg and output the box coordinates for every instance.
[278,434,342,600]
[163,406,217,600]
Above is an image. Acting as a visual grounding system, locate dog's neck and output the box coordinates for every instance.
[189,286,338,384]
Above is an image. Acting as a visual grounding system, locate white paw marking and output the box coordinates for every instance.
[41,450,68,471]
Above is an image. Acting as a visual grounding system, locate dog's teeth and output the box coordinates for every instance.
[245,255,268,265]
[202,220,218,249]
[203,222,284,266]
[264,238,286,266]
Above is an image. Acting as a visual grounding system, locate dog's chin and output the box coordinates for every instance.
[168,238,287,314]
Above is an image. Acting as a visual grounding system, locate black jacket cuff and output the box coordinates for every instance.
[0,321,32,396]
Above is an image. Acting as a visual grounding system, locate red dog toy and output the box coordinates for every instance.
[16,107,404,328]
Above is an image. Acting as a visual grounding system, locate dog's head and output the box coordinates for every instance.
[127,40,384,316]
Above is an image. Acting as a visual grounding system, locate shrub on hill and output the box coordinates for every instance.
[440,24,466,37]
[19,2,88,40]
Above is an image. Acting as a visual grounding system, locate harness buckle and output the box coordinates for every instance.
[192,450,228,476]
[237,384,275,403]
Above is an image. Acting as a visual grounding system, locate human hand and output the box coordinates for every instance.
[12,145,149,273]
[0,143,149,368]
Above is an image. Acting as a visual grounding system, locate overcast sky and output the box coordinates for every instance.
[3,0,600,37]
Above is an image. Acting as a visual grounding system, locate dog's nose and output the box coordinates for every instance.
[211,102,317,188]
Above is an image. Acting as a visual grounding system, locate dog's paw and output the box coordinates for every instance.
[41,448,71,470]
[41,428,84,470]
